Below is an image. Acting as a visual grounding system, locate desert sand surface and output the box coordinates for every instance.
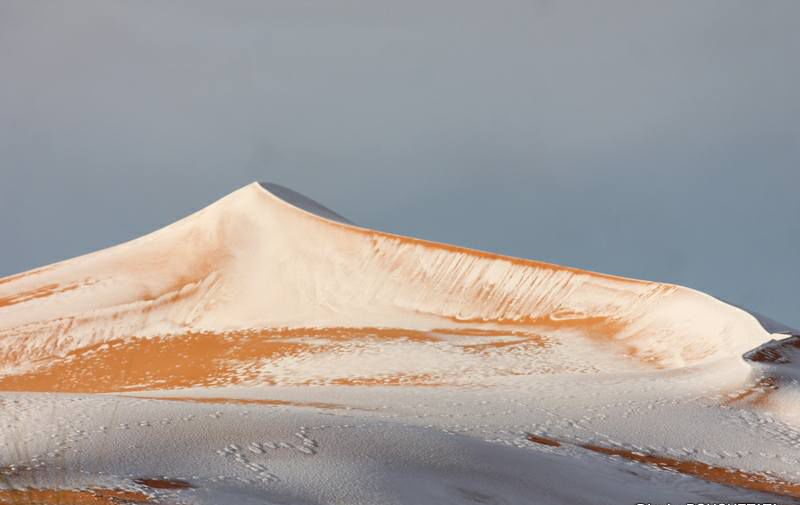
[1,182,798,504]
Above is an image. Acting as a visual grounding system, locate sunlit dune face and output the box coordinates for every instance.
[326,373,446,387]
[264,326,439,342]
[110,225,235,304]
[0,283,83,308]
[524,314,627,343]
[352,225,690,367]
[0,186,757,381]
[0,327,548,392]
[0,488,152,504]
[0,330,306,393]
[0,182,772,392]
[441,312,651,361]
[363,232,650,286]
[526,435,800,499]
[0,266,53,288]
[444,308,726,368]
[361,228,679,368]
[440,313,627,339]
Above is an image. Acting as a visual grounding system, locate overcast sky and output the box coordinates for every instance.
[1,0,798,326]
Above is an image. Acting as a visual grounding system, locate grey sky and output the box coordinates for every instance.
[1,1,798,326]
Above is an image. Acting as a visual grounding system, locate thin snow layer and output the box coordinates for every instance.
[2,365,799,505]
[1,182,797,504]
[245,332,623,386]
[0,181,774,378]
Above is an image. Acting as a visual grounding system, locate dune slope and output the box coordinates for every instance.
[1,182,798,505]
[0,182,777,391]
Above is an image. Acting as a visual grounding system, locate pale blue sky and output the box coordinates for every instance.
[1,1,798,325]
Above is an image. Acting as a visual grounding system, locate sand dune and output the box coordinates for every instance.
[0,182,778,389]
[1,183,797,504]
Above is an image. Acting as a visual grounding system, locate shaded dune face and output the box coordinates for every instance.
[745,335,800,365]
[0,182,776,391]
[725,335,800,412]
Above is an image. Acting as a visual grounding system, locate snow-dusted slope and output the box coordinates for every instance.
[2,182,799,505]
[0,182,776,387]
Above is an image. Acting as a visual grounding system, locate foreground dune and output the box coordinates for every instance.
[1,183,797,504]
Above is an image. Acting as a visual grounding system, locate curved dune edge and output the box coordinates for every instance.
[0,181,785,391]
[0,488,154,504]
[0,479,191,504]
[525,434,800,500]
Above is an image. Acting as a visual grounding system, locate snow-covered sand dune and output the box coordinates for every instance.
[0,182,777,385]
[1,182,798,504]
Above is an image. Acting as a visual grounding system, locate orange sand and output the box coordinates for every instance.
[525,434,800,499]
[0,327,545,392]
[0,488,152,505]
